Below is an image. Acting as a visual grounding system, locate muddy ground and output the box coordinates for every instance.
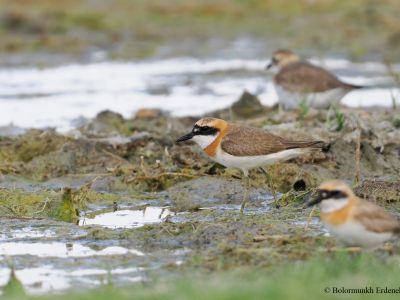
[0,93,399,293]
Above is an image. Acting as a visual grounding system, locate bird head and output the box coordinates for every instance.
[176,117,227,149]
[266,49,300,70]
[306,180,354,213]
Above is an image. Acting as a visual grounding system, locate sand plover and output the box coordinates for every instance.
[176,117,325,212]
[267,49,362,109]
[307,180,400,248]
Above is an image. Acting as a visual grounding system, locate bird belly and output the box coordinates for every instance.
[274,85,349,109]
[326,221,393,249]
[308,88,349,108]
[213,148,309,173]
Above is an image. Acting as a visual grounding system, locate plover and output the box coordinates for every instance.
[307,180,400,248]
[267,49,362,109]
[176,117,325,212]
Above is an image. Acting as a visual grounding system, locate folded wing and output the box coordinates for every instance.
[221,125,324,157]
[274,61,355,93]
[353,200,400,235]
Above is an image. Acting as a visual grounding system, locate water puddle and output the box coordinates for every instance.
[0,209,189,295]
[79,206,171,229]
[0,265,145,294]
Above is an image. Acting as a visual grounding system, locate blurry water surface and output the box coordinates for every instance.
[0,57,398,131]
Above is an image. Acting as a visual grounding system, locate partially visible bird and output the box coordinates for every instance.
[307,180,400,249]
[266,49,362,109]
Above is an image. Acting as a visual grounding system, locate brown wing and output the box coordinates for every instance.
[274,61,351,93]
[220,125,324,157]
[353,200,400,235]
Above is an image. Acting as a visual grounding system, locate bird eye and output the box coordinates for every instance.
[321,191,328,198]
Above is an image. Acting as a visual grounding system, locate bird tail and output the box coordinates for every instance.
[286,140,330,152]
[343,83,364,90]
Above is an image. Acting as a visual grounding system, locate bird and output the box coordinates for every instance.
[266,49,362,109]
[176,117,325,212]
[306,180,400,249]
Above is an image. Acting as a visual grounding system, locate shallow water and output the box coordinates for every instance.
[79,206,171,229]
[0,215,187,294]
[0,188,326,295]
[0,242,145,257]
[0,57,398,132]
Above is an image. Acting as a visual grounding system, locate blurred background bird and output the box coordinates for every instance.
[267,49,363,109]
[307,180,400,249]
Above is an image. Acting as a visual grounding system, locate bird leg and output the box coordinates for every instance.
[240,174,250,214]
[259,167,278,207]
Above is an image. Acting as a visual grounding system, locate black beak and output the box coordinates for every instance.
[305,195,322,208]
[266,62,273,70]
[176,132,194,143]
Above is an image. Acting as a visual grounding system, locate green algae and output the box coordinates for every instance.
[0,129,68,162]
[51,188,79,223]
[0,188,55,218]
[2,269,25,297]
[0,182,153,221]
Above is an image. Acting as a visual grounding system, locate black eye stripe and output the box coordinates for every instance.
[192,125,219,136]
[318,189,347,200]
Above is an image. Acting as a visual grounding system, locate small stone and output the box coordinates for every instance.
[231,90,265,118]
[134,108,164,120]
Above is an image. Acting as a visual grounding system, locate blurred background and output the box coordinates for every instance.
[2,0,400,62]
[0,0,399,131]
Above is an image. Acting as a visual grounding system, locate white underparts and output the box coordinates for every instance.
[319,198,349,213]
[214,147,310,174]
[326,221,393,248]
[274,85,349,109]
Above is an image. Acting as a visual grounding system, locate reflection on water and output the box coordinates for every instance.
[0,206,186,295]
[0,242,144,257]
[0,228,56,241]
[79,207,171,229]
[0,57,398,131]
[0,265,144,294]
[0,241,145,294]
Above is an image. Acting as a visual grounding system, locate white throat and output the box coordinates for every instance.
[192,134,218,149]
[319,198,349,213]
[268,64,281,74]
